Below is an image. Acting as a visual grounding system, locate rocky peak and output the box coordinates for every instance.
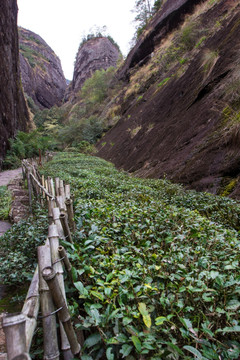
[72,37,120,94]
[0,1,30,168]
[19,27,67,109]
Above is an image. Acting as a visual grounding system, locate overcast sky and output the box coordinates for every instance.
[17,0,137,80]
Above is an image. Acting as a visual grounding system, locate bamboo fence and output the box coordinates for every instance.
[3,158,81,360]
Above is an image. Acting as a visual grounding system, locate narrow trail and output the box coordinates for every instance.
[0,168,25,359]
[0,168,22,236]
[0,168,22,186]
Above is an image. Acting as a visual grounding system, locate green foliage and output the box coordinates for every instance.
[19,43,48,69]
[34,106,66,129]
[78,27,120,53]
[3,131,57,169]
[0,186,11,220]
[80,67,116,105]
[25,94,39,114]
[40,152,240,359]
[58,116,103,146]
[0,204,48,285]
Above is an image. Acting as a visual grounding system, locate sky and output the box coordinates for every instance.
[17,0,137,80]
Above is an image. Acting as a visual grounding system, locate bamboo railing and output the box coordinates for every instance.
[2,158,81,360]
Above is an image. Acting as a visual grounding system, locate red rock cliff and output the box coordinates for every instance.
[0,0,30,168]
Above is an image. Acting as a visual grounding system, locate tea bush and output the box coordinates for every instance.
[40,153,240,359]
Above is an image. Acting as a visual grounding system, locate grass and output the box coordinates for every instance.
[38,152,240,359]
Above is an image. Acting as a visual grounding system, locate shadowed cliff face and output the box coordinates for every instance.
[97,0,240,199]
[0,0,30,168]
[118,0,207,80]
[19,27,67,109]
[71,37,120,94]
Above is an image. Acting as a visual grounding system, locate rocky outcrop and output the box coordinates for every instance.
[19,27,67,109]
[118,0,207,80]
[71,37,120,94]
[97,0,240,199]
[0,0,30,169]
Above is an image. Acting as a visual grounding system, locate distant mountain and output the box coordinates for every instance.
[19,27,67,109]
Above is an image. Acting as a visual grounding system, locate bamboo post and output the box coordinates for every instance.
[65,185,71,200]
[45,180,49,201]
[60,212,73,243]
[42,267,81,357]
[57,195,66,213]
[55,178,60,197]
[38,242,60,360]
[59,180,65,199]
[12,353,31,360]
[58,246,73,283]
[48,225,73,359]
[48,200,54,224]
[65,199,76,233]
[47,177,52,195]
[27,173,32,214]
[2,314,27,360]
[42,175,45,199]
[53,207,64,239]
[21,267,39,351]
[50,178,55,198]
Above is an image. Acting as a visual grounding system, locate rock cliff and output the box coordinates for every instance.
[97,0,240,199]
[19,27,67,109]
[71,37,120,95]
[0,0,30,168]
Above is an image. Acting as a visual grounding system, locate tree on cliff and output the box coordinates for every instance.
[133,0,162,38]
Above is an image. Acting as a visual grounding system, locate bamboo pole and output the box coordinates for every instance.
[57,195,66,213]
[48,225,73,359]
[27,173,32,214]
[2,314,27,360]
[50,178,55,198]
[65,185,71,200]
[42,175,46,199]
[52,207,64,239]
[12,353,31,360]
[21,267,39,351]
[60,213,73,243]
[55,178,60,197]
[48,200,55,224]
[42,267,81,357]
[38,242,60,360]
[59,180,65,200]
[65,199,76,233]
[58,246,73,282]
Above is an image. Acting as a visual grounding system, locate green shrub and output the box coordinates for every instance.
[80,67,116,105]
[3,131,57,169]
[0,186,11,220]
[58,116,103,146]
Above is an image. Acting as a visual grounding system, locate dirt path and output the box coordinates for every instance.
[0,168,24,359]
[0,168,22,187]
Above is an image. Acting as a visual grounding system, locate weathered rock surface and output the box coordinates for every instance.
[0,0,30,169]
[97,0,240,199]
[19,27,67,109]
[118,0,207,80]
[71,37,120,94]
